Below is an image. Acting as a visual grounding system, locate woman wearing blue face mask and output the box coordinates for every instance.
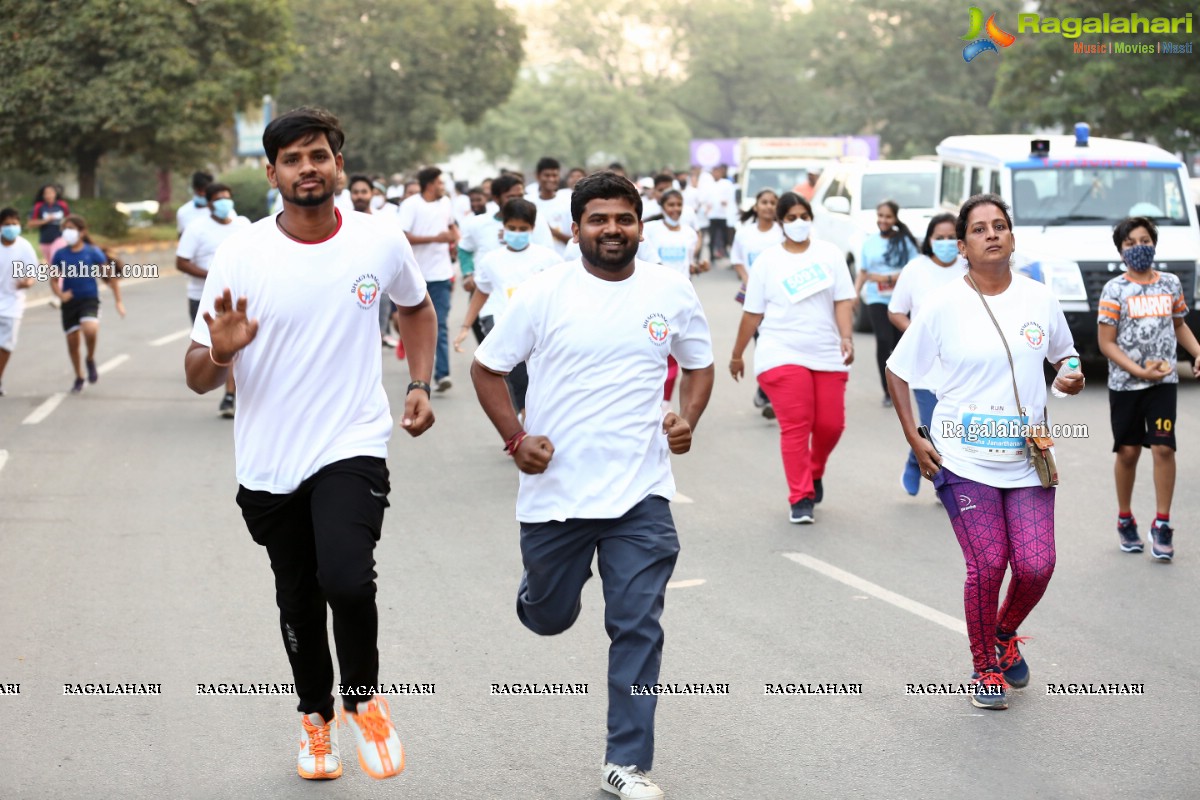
[729,192,856,524]
[1098,216,1200,561]
[887,213,967,495]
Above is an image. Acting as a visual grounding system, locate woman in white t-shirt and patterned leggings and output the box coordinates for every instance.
[886,194,1084,711]
[730,192,856,524]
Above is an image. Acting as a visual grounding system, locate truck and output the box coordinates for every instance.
[935,125,1200,358]
[735,137,878,212]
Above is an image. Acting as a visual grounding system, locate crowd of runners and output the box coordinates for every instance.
[1,105,1196,799]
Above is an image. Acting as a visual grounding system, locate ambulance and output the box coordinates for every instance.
[935,125,1200,355]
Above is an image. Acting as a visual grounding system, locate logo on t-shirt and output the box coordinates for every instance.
[1127,294,1174,319]
[643,312,670,344]
[1020,321,1045,349]
[352,273,382,309]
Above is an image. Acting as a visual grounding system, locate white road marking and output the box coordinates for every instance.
[673,492,695,504]
[0,450,7,474]
[150,328,191,347]
[22,393,66,425]
[782,552,966,636]
[96,354,130,375]
[666,578,706,589]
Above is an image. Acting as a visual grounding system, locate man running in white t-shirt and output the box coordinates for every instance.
[471,172,715,800]
[176,181,251,417]
[526,157,572,255]
[184,106,438,783]
[398,166,458,391]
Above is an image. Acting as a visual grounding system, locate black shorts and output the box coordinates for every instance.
[1110,384,1177,451]
[61,296,100,333]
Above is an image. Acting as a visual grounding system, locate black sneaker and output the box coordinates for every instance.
[761,404,776,420]
[996,632,1030,688]
[86,358,99,384]
[71,377,85,394]
[219,393,236,419]
[970,668,1008,710]
[813,479,824,504]
[0,383,5,397]
[882,393,892,407]
[1150,522,1174,561]
[1117,517,1143,553]
[789,499,814,524]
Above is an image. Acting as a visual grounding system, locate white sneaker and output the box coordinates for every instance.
[436,376,453,392]
[297,712,342,780]
[601,763,664,799]
[340,696,405,779]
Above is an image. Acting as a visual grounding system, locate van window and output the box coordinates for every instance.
[1011,167,1190,226]
[747,168,809,199]
[862,173,937,210]
[990,172,1001,195]
[969,168,984,197]
[941,164,965,207]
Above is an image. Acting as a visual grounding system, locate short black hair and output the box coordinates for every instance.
[570,171,642,224]
[467,186,485,197]
[491,174,524,200]
[191,171,214,192]
[536,157,561,175]
[262,106,345,165]
[1112,216,1158,252]
[956,193,1012,241]
[607,162,624,172]
[348,174,373,191]
[0,207,20,224]
[653,173,674,189]
[776,191,813,222]
[417,166,442,192]
[204,182,233,203]
[501,198,537,226]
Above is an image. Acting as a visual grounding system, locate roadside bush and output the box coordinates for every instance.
[67,197,129,239]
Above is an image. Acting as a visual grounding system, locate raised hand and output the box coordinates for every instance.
[202,288,259,362]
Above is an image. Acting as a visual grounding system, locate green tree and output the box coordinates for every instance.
[443,65,690,175]
[991,0,1199,160]
[276,0,524,173]
[0,0,293,196]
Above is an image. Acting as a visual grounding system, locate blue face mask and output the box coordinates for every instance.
[1,223,20,241]
[931,239,959,263]
[504,230,531,251]
[211,198,235,220]
[193,195,207,208]
[1122,244,1155,272]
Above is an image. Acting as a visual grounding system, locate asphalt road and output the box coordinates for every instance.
[0,251,1197,799]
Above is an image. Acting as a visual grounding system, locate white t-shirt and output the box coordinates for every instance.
[886,274,1077,488]
[475,260,714,523]
[709,178,736,222]
[334,190,354,211]
[190,210,427,493]
[887,254,967,390]
[562,239,581,262]
[177,214,252,301]
[639,221,698,278]
[474,244,562,322]
[0,236,39,318]
[743,241,856,375]
[526,192,572,255]
[398,195,456,282]
[730,222,785,271]
[176,199,207,234]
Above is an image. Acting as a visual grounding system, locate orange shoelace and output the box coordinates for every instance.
[975,671,1009,690]
[352,702,392,743]
[997,635,1030,669]
[302,717,332,757]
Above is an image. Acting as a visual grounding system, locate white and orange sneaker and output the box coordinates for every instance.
[297,712,342,780]
[340,696,405,779]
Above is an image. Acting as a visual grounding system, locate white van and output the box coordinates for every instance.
[936,127,1200,355]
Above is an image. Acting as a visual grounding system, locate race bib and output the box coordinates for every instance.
[781,261,835,304]
[956,402,1028,462]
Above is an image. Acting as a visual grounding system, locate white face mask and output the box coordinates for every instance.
[782,219,811,243]
[370,196,385,210]
[62,228,81,246]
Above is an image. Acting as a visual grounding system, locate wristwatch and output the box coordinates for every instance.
[406,380,431,396]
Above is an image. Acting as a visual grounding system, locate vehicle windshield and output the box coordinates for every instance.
[1011,167,1190,226]
[861,173,937,210]
[746,168,810,198]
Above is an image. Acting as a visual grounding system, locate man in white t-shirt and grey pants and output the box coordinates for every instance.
[398,166,459,391]
[472,172,715,800]
[184,107,438,783]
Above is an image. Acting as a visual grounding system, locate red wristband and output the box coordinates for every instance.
[503,430,528,456]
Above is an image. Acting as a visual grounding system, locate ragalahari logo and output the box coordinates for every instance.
[961,7,1016,62]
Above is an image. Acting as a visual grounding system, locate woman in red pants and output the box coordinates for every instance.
[729,192,856,524]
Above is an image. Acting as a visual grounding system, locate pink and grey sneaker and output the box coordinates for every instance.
[340,696,405,779]
[297,712,342,780]
[1117,516,1143,553]
[1150,521,1174,561]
